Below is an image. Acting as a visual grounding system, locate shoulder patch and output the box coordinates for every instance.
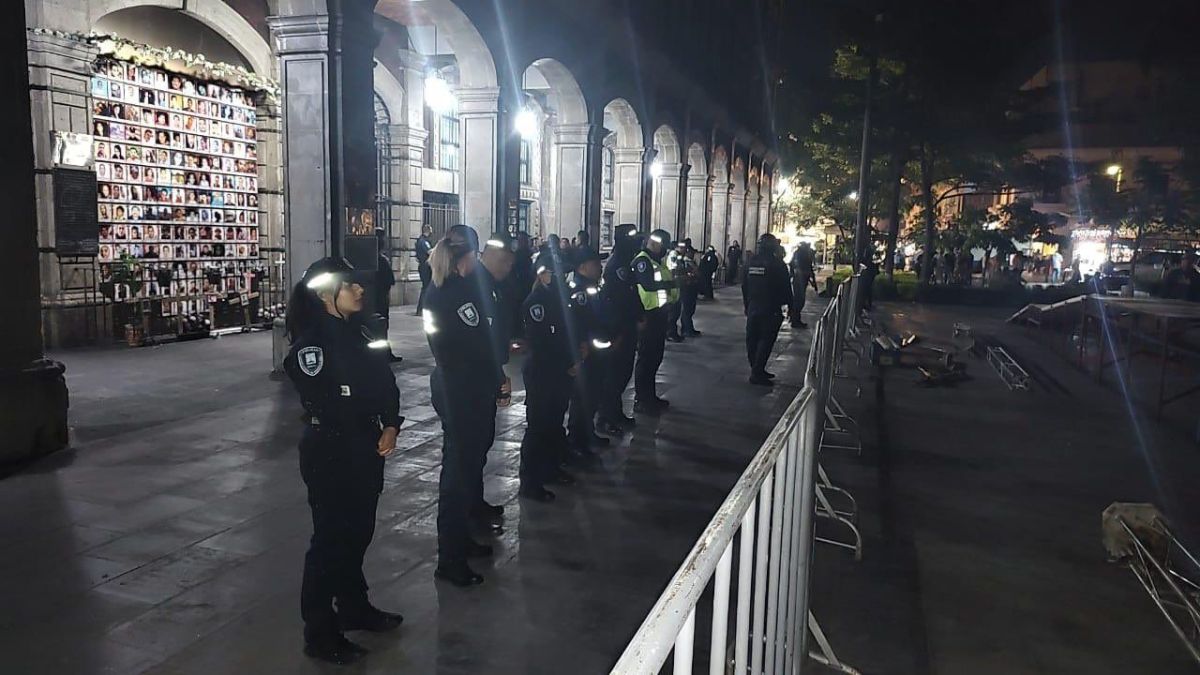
[572,291,588,306]
[635,259,650,274]
[297,346,323,376]
[616,267,631,282]
[529,303,545,322]
[457,302,480,327]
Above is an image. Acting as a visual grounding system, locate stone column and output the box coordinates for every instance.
[458,86,501,237]
[26,30,97,347]
[612,146,645,227]
[4,6,69,464]
[651,162,684,238]
[268,4,379,286]
[684,171,708,244]
[710,178,731,255]
[729,188,746,253]
[759,179,773,238]
[639,148,657,232]
[745,188,761,250]
[394,48,427,303]
[550,122,602,239]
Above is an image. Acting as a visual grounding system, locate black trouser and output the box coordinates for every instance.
[700,272,715,298]
[667,300,682,338]
[789,277,810,325]
[416,264,432,313]
[600,323,637,420]
[431,370,495,564]
[568,351,605,445]
[680,286,698,334]
[299,425,384,643]
[635,309,668,401]
[746,312,783,376]
[521,363,573,490]
[726,262,740,284]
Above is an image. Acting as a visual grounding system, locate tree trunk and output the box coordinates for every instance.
[883,146,905,278]
[852,53,879,267]
[919,143,936,284]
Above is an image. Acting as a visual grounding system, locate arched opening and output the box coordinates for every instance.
[518,58,590,239]
[76,4,281,344]
[729,156,748,254]
[745,165,761,249]
[602,98,645,240]
[650,124,683,236]
[684,142,709,245]
[710,146,731,255]
[376,0,500,235]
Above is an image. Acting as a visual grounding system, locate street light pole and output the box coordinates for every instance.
[852,15,883,268]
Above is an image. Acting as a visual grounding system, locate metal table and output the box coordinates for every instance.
[1078,295,1200,418]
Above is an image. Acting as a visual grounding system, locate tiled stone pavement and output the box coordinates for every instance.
[5,288,817,674]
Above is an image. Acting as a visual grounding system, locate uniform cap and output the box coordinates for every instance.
[301,257,355,291]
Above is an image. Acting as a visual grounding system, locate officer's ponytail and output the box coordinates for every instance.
[285,281,322,341]
[430,225,480,288]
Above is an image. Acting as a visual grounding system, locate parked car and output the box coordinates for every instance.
[1095,262,1130,293]
[1131,250,1182,293]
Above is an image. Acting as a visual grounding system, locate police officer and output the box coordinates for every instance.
[520,250,584,501]
[668,240,701,340]
[789,241,817,328]
[566,245,612,455]
[596,224,643,434]
[469,232,517,527]
[742,233,793,386]
[284,257,404,665]
[698,245,720,299]
[423,225,508,587]
[633,229,680,414]
[414,224,433,315]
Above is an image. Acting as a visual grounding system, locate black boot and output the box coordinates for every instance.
[339,606,404,633]
[466,540,494,558]
[519,486,557,502]
[434,562,484,587]
[304,634,368,665]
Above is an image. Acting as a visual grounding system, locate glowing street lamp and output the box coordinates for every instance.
[1105,163,1123,192]
[847,190,859,201]
[424,73,456,115]
[514,108,538,139]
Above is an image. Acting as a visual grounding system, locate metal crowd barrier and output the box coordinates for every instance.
[611,280,862,675]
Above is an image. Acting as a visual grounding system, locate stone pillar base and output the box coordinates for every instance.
[0,359,69,466]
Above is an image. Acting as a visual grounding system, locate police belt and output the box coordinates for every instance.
[305,414,384,432]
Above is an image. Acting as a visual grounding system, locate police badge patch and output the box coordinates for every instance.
[530,304,545,322]
[298,346,323,376]
[635,259,650,274]
[457,302,480,327]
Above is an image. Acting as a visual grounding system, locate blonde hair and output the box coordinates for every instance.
[430,236,476,287]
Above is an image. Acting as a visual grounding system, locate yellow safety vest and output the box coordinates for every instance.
[634,251,680,310]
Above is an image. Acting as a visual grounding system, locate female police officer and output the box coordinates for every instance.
[423,225,509,587]
[520,250,584,501]
[284,257,404,666]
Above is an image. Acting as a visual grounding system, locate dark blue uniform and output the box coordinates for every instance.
[424,273,505,565]
[742,249,793,378]
[520,279,580,492]
[567,274,610,448]
[598,246,641,423]
[285,313,401,644]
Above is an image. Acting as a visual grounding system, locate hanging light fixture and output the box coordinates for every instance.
[422,25,456,115]
[515,107,538,139]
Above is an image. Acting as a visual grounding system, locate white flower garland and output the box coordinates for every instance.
[30,28,280,102]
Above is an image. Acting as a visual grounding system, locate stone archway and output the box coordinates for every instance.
[650,124,683,237]
[729,155,747,254]
[521,58,592,239]
[684,141,708,245]
[602,98,646,228]
[87,0,274,76]
[376,0,502,234]
[710,145,731,255]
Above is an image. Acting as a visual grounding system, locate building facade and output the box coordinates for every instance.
[23,0,781,349]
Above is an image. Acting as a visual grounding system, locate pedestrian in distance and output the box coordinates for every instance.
[667,241,700,341]
[414,224,433,315]
[284,257,404,666]
[742,234,792,386]
[374,227,401,362]
[726,240,743,284]
[788,242,817,328]
[423,225,509,588]
[633,229,680,413]
[698,245,720,299]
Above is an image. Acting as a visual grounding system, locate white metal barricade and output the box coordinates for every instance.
[611,281,860,675]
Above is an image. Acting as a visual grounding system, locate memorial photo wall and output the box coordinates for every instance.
[90,57,263,319]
